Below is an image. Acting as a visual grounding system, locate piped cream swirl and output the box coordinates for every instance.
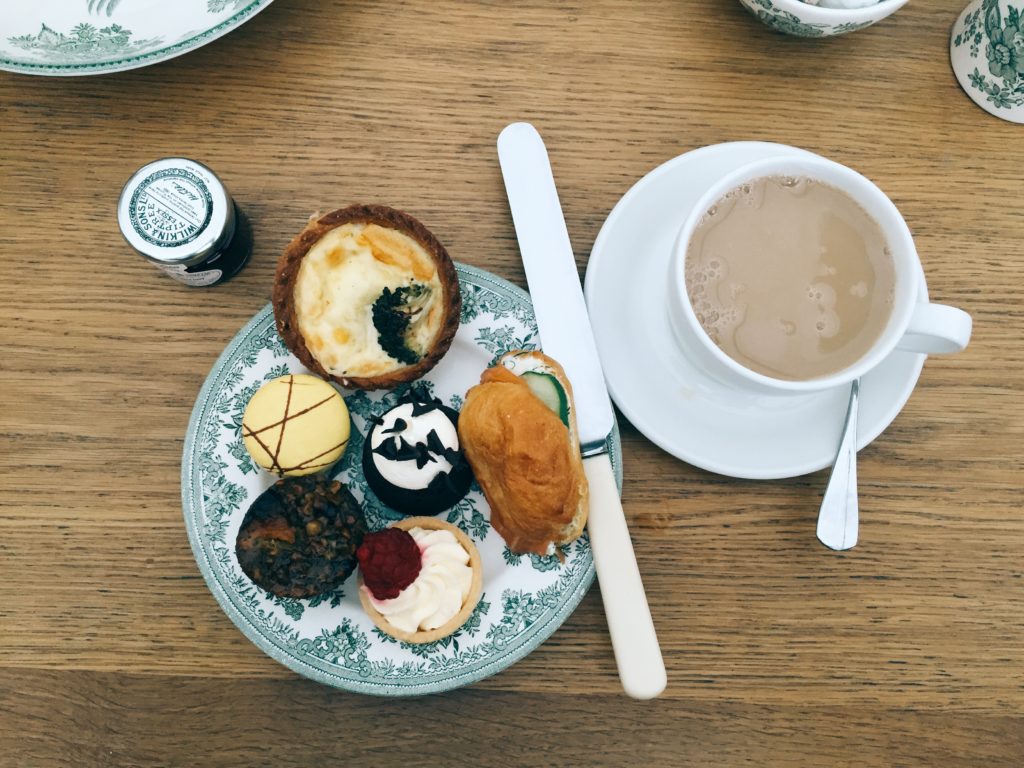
[365,527,472,633]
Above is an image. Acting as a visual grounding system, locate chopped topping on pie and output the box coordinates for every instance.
[291,223,443,377]
[371,283,433,365]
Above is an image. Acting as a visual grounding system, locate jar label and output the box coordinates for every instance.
[158,262,223,287]
[128,167,214,248]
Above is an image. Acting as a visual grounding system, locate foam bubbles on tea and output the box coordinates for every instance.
[684,176,896,381]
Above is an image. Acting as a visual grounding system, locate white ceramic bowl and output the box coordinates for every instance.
[736,0,909,37]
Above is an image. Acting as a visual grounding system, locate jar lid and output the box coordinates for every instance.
[117,158,233,265]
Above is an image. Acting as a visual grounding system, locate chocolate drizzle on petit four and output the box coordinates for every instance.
[241,375,349,474]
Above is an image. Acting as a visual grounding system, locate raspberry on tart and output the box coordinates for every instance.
[357,528,422,600]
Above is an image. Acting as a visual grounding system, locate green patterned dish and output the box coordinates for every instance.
[736,0,907,37]
[950,0,1024,123]
[1,0,274,76]
[182,263,622,695]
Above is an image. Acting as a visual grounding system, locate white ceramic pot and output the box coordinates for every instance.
[951,0,1024,123]
[737,0,909,37]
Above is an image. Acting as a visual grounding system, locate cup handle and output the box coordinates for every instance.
[895,302,972,355]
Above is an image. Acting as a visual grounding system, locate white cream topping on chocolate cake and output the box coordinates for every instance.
[369,401,460,491]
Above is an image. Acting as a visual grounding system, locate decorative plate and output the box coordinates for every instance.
[0,0,274,77]
[182,263,622,695]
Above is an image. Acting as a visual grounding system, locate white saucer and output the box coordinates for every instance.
[584,142,927,480]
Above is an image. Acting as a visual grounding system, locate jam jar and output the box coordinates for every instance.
[117,157,252,286]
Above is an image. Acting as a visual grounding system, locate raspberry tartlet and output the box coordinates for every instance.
[357,517,483,644]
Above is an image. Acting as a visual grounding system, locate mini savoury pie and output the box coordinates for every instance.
[235,476,368,599]
[273,205,461,390]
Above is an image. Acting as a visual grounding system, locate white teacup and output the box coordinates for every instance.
[666,155,972,396]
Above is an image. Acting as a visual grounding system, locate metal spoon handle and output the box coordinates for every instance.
[817,380,860,551]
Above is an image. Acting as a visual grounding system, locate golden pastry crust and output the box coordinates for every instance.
[358,517,483,644]
[273,205,461,390]
[457,352,588,556]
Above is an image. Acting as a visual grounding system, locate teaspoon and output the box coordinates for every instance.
[817,379,860,550]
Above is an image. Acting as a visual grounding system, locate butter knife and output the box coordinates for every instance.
[497,122,667,699]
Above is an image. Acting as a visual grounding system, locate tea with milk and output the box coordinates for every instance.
[684,176,896,381]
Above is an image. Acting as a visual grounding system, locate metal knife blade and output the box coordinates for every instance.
[496,122,615,453]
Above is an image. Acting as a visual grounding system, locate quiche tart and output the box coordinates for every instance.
[273,205,461,390]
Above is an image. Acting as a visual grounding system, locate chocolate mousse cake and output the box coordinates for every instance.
[362,395,473,516]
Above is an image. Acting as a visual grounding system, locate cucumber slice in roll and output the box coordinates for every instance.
[522,371,569,427]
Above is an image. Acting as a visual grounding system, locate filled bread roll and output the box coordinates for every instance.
[458,351,588,556]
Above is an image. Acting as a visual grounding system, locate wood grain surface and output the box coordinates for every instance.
[1,1,1021,766]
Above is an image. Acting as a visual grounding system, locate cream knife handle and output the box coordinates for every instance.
[583,453,667,700]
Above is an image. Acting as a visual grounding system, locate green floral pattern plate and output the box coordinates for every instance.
[1,0,274,76]
[951,0,1024,121]
[182,263,622,695]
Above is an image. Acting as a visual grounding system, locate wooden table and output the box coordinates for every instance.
[2,1,1021,765]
